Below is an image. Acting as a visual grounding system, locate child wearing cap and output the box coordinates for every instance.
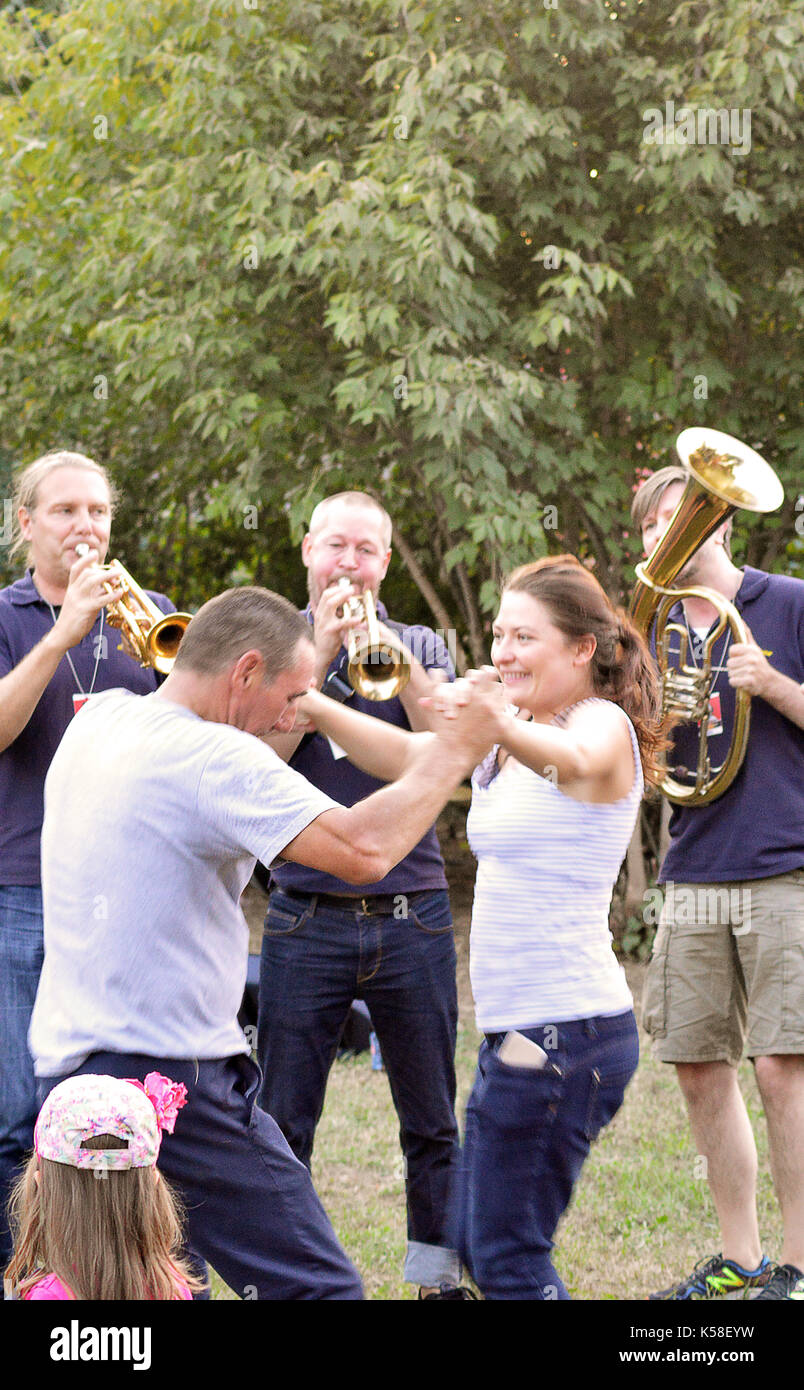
[4,1072,201,1300]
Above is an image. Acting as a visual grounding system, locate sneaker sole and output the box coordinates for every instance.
[650,1285,761,1301]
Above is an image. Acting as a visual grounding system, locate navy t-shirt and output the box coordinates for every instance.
[658,567,804,884]
[272,600,455,897]
[0,570,175,885]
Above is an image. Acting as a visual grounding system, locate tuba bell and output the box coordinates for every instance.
[630,428,784,805]
[77,546,192,674]
[336,579,411,701]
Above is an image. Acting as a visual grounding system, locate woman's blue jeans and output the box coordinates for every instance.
[455,1009,639,1299]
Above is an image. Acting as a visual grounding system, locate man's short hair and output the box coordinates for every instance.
[10,450,117,562]
[630,465,688,531]
[172,587,311,680]
[631,463,732,557]
[308,492,392,550]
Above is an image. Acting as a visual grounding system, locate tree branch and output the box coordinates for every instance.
[391,524,469,672]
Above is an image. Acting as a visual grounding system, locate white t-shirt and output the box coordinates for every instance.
[30,690,338,1076]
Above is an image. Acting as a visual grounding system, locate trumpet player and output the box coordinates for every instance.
[633,465,804,1303]
[257,490,476,1299]
[0,450,176,1267]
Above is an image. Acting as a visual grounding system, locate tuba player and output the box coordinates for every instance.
[633,465,804,1302]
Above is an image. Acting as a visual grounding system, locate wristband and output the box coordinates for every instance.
[321,670,355,705]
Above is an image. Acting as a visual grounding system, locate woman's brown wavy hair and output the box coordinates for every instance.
[504,554,667,786]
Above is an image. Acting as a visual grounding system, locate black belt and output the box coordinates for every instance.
[274,887,432,916]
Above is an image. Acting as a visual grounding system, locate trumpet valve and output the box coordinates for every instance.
[334,576,363,620]
[662,669,711,723]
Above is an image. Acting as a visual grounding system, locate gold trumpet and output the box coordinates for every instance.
[77,545,192,673]
[630,428,784,805]
[336,578,411,701]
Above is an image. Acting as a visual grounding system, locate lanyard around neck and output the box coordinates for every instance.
[44,600,105,698]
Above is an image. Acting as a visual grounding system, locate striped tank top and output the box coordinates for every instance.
[466,698,642,1031]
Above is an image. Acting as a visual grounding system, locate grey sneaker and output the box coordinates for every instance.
[753,1263,804,1300]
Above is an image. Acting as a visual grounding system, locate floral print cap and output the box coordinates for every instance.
[35,1072,188,1174]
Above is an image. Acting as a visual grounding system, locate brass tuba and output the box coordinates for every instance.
[630,428,784,805]
[336,579,411,701]
[77,546,192,674]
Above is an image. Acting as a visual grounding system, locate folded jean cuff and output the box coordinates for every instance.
[404,1240,462,1287]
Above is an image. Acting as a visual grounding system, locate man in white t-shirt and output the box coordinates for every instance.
[29,586,489,1300]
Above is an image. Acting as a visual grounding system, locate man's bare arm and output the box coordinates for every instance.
[281,699,492,882]
[397,655,447,732]
[262,727,308,763]
[0,554,124,752]
[0,633,73,752]
[289,688,417,781]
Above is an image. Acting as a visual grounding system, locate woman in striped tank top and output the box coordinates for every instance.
[432,555,665,1298]
[295,555,665,1298]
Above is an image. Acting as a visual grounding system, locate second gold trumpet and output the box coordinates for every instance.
[336,579,411,701]
[77,546,191,673]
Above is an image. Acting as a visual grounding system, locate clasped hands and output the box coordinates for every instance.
[420,666,509,739]
[294,665,507,765]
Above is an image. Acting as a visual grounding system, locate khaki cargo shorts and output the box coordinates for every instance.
[642,869,804,1065]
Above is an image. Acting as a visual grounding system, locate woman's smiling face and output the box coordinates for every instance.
[490,589,592,718]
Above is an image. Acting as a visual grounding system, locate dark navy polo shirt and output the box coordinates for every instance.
[0,570,175,885]
[658,567,804,884]
[271,600,455,897]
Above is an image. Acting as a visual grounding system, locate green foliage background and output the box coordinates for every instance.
[1,0,802,653]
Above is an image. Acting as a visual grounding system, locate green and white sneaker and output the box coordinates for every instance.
[649,1252,773,1300]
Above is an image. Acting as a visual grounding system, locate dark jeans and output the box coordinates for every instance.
[455,1010,639,1299]
[0,886,43,1267]
[37,1051,363,1301]
[257,887,461,1287]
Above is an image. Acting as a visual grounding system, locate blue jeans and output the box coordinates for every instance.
[257,887,461,1287]
[455,1010,639,1299]
[37,1051,363,1300]
[0,886,43,1267]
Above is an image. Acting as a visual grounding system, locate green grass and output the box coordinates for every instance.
[209,950,783,1301]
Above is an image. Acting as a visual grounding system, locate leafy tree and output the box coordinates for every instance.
[1,0,802,644]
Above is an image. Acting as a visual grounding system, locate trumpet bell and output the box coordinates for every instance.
[102,560,192,673]
[677,427,784,512]
[145,612,192,675]
[337,581,411,701]
[347,637,411,702]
